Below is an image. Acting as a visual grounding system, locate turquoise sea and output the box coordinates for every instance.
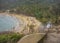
[0,14,19,32]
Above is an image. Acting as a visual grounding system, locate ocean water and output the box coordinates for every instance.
[0,14,19,32]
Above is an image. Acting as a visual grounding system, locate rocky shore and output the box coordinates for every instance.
[8,13,42,35]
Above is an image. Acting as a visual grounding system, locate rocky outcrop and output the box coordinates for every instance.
[17,33,46,43]
[42,25,60,43]
[11,14,43,35]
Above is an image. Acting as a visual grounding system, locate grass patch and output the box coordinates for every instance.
[0,33,24,43]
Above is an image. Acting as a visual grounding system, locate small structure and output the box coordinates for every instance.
[5,10,10,13]
[46,22,52,29]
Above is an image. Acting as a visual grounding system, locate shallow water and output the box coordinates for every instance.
[0,14,19,32]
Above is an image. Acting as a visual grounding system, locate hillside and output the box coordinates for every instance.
[0,0,59,10]
[0,0,60,25]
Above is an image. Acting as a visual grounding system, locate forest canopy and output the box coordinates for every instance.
[0,0,60,25]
